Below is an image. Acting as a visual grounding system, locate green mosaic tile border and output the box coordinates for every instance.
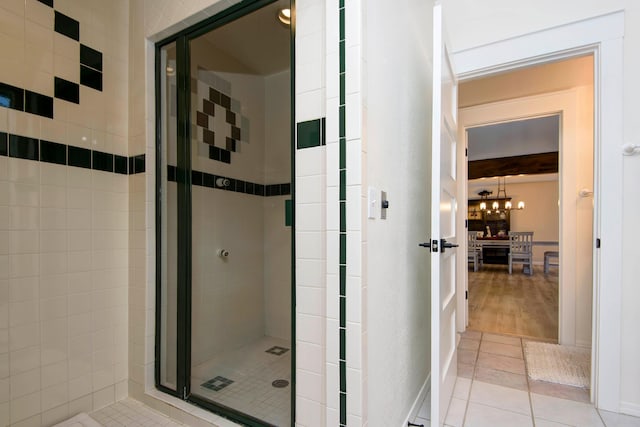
[338,1,347,425]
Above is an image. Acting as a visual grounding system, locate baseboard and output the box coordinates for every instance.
[401,373,431,427]
[619,401,640,417]
[576,339,592,348]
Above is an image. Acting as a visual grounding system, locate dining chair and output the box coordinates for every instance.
[468,231,482,272]
[508,231,534,275]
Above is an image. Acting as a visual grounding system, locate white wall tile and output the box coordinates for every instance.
[296,397,324,427]
[296,232,325,260]
[346,276,361,324]
[9,300,39,327]
[41,361,67,389]
[297,286,325,317]
[8,111,39,140]
[326,274,339,321]
[346,93,362,141]
[296,369,323,403]
[296,88,325,123]
[325,318,339,365]
[346,367,362,416]
[39,164,66,188]
[9,254,39,278]
[10,368,41,399]
[9,347,40,376]
[297,341,324,375]
[10,390,41,423]
[297,314,324,346]
[39,296,67,321]
[40,231,67,253]
[346,231,362,275]
[41,404,69,427]
[346,322,361,370]
[296,149,327,179]
[325,97,339,144]
[11,207,39,230]
[92,385,114,411]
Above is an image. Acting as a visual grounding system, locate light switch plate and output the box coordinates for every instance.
[368,187,378,219]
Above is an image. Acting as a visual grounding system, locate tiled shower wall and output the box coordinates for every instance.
[0,1,131,426]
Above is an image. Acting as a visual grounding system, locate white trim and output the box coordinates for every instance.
[401,373,431,427]
[452,11,624,413]
[454,11,624,79]
[619,402,640,418]
[459,89,583,347]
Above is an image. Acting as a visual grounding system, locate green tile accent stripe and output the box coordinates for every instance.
[296,118,325,149]
[338,2,347,426]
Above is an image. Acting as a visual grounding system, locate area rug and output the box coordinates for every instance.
[524,341,590,388]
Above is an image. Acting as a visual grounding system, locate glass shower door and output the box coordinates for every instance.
[187,2,292,426]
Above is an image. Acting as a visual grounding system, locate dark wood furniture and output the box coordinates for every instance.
[467,199,510,237]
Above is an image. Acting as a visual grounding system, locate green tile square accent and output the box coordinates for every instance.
[297,119,321,149]
[285,199,293,226]
[340,73,345,105]
[340,266,346,295]
[340,361,346,391]
[339,170,346,200]
[339,137,346,169]
[340,326,346,358]
[340,298,346,329]
[340,201,346,233]
[340,233,346,264]
[340,9,345,41]
[339,40,345,73]
[340,392,347,425]
[339,105,346,137]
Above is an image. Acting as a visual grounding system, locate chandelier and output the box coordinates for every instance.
[479,177,524,213]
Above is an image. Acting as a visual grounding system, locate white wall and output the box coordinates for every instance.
[363,0,434,425]
[447,0,640,412]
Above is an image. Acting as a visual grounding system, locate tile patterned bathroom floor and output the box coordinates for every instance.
[412,331,640,427]
[90,398,185,427]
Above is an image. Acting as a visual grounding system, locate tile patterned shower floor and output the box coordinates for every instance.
[191,336,291,426]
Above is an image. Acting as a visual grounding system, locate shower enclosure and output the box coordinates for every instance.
[155,1,293,425]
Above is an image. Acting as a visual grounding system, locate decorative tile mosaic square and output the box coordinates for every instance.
[265,346,289,356]
[201,375,234,392]
[194,69,250,165]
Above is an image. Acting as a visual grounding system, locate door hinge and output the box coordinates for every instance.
[465,148,468,157]
[465,219,468,229]
[465,290,468,300]
[596,238,601,248]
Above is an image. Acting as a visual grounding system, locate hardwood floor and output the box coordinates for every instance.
[468,264,559,341]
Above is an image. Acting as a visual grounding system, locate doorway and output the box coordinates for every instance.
[456,55,595,399]
[466,114,561,341]
[155,1,294,426]
[458,54,595,346]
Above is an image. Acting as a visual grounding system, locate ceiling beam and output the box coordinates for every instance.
[468,151,559,180]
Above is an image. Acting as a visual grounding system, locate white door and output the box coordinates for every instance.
[430,2,458,425]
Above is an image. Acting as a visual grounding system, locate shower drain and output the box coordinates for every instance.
[272,379,289,388]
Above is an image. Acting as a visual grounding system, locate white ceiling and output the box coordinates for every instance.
[197,0,291,76]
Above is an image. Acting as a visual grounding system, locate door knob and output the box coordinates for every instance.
[440,239,459,253]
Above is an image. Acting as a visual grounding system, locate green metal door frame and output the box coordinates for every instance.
[154,1,296,425]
